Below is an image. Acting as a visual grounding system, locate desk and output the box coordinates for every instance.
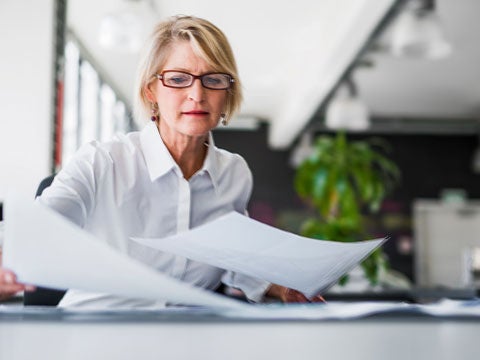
[1,309,479,360]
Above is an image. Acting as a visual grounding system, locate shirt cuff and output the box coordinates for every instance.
[221,271,271,303]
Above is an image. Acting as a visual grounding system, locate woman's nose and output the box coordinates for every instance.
[188,78,205,102]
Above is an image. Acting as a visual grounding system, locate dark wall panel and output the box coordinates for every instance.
[214,126,480,281]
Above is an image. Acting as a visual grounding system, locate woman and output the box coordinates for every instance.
[0,15,323,306]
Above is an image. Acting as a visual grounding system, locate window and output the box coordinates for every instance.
[61,40,134,167]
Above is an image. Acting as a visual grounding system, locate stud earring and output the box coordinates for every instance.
[221,114,227,126]
[151,102,159,122]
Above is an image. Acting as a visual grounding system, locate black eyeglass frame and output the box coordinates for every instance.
[154,70,235,90]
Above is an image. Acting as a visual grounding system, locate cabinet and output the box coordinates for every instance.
[414,200,480,288]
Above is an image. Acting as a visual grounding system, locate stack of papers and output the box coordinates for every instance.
[2,299,480,320]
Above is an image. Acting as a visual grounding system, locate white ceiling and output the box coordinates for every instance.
[356,0,480,121]
[67,0,478,149]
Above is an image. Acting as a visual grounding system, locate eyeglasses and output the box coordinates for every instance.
[155,70,234,90]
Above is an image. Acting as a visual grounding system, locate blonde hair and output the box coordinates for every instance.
[134,15,242,126]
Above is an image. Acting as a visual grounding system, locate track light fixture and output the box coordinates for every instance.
[325,77,370,131]
[390,0,452,59]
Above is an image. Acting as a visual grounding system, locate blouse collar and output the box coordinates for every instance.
[140,122,220,188]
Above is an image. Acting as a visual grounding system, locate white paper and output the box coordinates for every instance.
[132,212,386,298]
[221,301,409,320]
[224,299,480,320]
[2,193,246,309]
[416,298,480,317]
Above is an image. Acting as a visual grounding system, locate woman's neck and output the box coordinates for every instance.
[157,123,208,180]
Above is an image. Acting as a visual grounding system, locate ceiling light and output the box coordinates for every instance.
[98,0,154,53]
[325,80,370,131]
[390,0,452,60]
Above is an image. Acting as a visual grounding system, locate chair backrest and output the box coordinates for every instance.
[23,174,67,306]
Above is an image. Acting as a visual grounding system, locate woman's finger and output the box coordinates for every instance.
[285,287,326,303]
[0,291,18,301]
[278,287,326,304]
[307,295,327,303]
[0,269,34,294]
[0,283,25,293]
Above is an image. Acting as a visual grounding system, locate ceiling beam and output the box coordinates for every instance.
[268,0,400,149]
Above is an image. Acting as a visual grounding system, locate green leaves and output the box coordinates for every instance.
[293,132,400,285]
[295,132,400,219]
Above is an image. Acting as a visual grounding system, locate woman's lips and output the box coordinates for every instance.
[183,110,209,115]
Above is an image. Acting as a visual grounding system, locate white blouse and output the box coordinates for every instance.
[38,122,270,308]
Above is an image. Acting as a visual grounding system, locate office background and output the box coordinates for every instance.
[1,0,480,291]
[3,3,480,360]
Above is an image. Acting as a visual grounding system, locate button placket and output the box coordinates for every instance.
[171,171,191,279]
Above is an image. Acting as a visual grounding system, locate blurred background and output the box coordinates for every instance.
[1,0,480,301]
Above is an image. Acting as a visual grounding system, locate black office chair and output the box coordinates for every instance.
[23,174,67,306]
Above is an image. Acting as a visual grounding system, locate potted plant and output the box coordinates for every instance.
[294,132,400,285]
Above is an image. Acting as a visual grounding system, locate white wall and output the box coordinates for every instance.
[0,0,55,202]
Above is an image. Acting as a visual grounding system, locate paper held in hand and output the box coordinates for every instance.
[2,194,246,309]
[3,193,386,305]
[132,213,387,298]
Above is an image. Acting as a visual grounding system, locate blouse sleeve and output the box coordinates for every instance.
[36,142,109,228]
[221,271,271,303]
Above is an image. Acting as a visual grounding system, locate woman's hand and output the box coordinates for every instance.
[0,248,35,301]
[266,284,326,303]
[0,268,36,301]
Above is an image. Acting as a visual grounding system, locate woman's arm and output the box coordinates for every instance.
[0,143,102,302]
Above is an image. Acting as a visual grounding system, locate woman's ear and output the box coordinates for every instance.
[144,85,156,103]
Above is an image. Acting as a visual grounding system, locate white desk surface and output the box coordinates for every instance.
[1,308,479,360]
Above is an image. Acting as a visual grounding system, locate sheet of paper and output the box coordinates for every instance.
[2,194,246,309]
[221,301,409,320]
[416,298,480,317]
[132,212,386,298]
[224,299,480,320]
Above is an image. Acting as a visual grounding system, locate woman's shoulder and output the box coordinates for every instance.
[212,147,252,187]
[75,130,143,162]
[214,146,250,170]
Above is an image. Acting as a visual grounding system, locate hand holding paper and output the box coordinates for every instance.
[132,212,387,298]
[3,194,246,309]
[3,193,385,307]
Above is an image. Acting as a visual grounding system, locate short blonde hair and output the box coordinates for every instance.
[134,15,242,125]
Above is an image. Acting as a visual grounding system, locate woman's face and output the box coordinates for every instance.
[148,41,227,140]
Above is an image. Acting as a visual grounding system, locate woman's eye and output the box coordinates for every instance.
[169,76,188,84]
[204,76,221,85]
